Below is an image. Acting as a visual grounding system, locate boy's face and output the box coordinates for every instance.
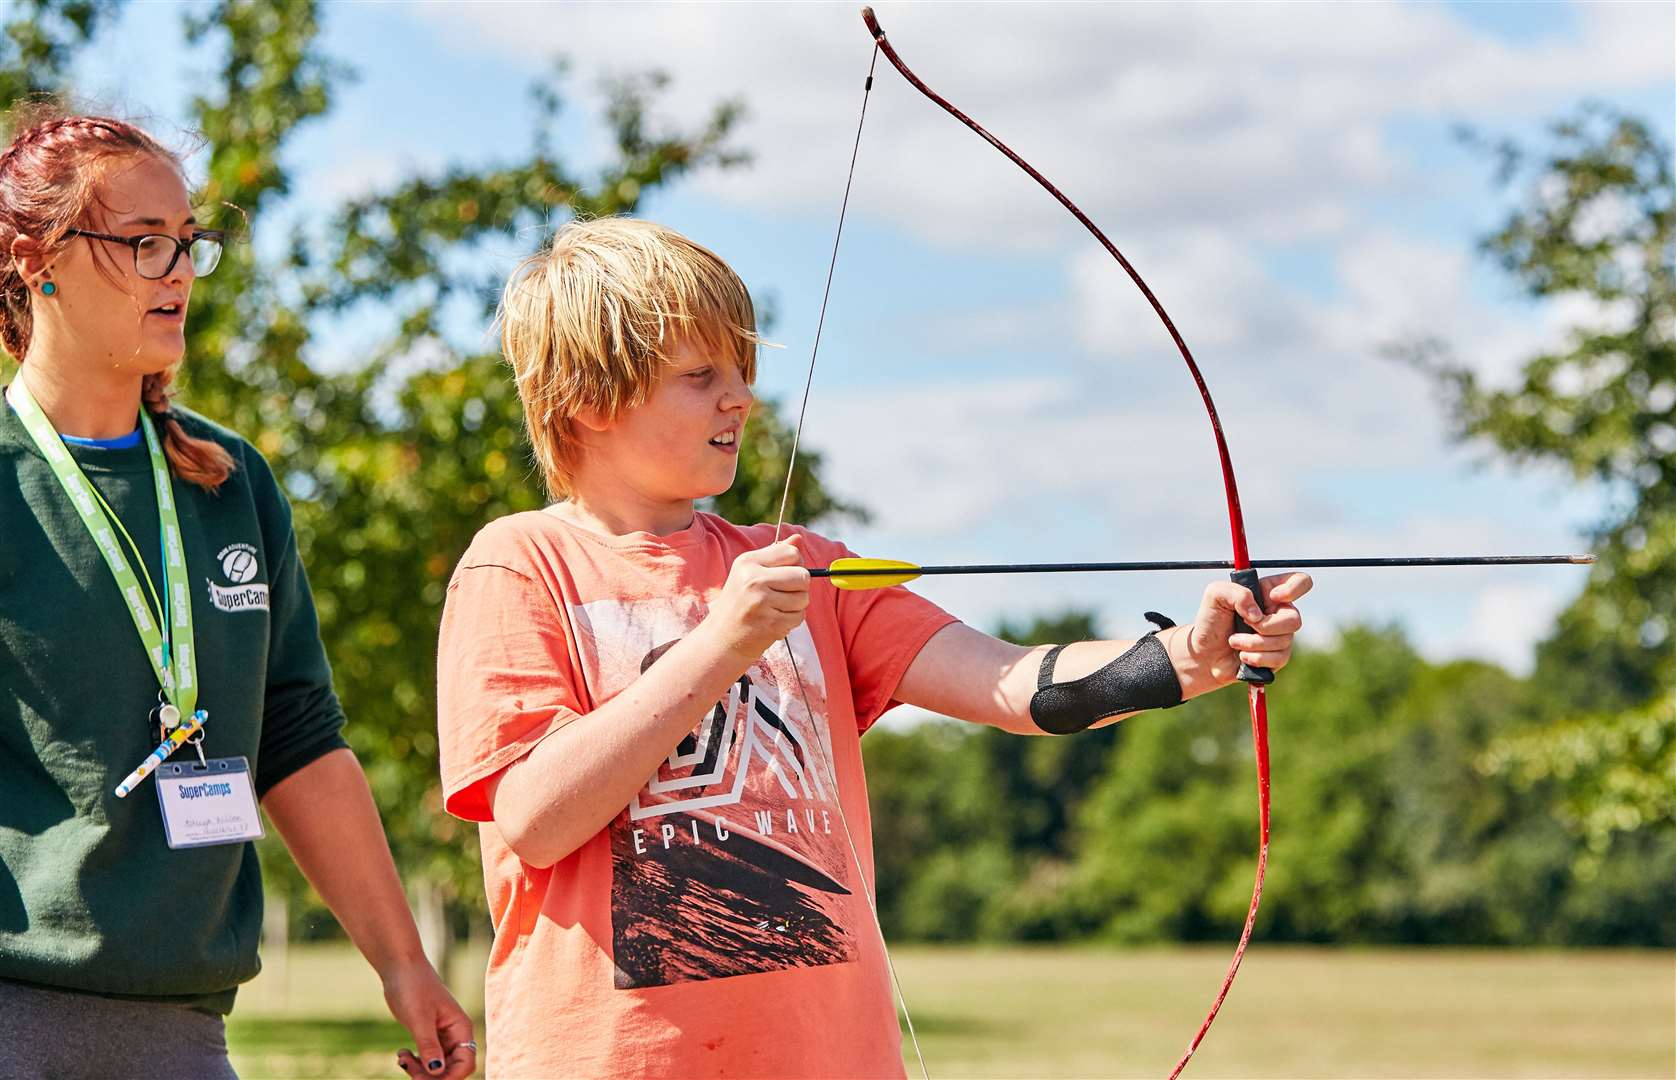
[584,334,754,506]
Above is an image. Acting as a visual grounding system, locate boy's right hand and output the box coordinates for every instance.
[702,536,811,662]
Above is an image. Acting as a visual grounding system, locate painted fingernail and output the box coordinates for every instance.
[428,1061,445,1073]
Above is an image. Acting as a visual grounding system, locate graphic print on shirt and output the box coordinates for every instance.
[566,597,859,990]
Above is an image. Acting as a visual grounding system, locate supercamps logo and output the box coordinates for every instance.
[177,781,234,800]
[208,542,269,613]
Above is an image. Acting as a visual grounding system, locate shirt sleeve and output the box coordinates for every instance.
[247,451,350,796]
[818,537,961,734]
[436,556,585,822]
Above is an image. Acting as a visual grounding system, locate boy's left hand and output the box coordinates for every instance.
[387,959,477,1078]
[1178,571,1313,688]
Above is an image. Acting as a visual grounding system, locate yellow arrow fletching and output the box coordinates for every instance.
[825,558,923,590]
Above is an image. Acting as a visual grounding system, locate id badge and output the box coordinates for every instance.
[155,757,264,849]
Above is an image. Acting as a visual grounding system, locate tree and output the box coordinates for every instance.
[1408,104,1675,865]
[0,0,114,102]
[864,609,1131,941]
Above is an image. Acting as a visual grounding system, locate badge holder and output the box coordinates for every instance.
[155,756,264,849]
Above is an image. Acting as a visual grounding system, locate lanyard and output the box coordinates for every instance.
[9,379,198,717]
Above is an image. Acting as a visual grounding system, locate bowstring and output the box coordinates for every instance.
[780,641,928,1080]
[773,44,880,543]
[769,42,931,1080]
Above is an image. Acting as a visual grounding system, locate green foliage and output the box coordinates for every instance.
[866,624,1674,946]
[1413,106,1675,704]
[985,611,1120,860]
[0,0,115,103]
[1403,104,1676,864]
[864,720,1017,941]
[864,610,1129,942]
[1483,688,1676,857]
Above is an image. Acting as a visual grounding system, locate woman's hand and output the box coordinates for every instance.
[264,752,478,1077]
[1170,572,1313,691]
[387,958,477,1078]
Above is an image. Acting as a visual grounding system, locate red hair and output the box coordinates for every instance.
[0,105,234,491]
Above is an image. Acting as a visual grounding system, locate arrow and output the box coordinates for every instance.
[813,554,1596,590]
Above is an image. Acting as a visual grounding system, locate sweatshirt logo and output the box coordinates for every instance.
[209,542,269,613]
[220,544,259,583]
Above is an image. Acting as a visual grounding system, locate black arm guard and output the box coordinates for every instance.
[1029,615,1183,735]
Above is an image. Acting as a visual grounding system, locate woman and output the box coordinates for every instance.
[0,111,474,1078]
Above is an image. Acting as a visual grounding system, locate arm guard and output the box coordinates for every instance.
[1029,613,1183,735]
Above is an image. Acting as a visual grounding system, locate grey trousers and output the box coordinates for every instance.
[0,977,239,1080]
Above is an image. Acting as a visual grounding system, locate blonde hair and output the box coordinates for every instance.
[498,217,760,499]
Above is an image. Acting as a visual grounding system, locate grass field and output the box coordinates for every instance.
[229,943,1675,1079]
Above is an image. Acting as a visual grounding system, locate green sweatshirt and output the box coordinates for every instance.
[0,393,348,1013]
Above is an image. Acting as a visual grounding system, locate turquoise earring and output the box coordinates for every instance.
[40,281,55,296]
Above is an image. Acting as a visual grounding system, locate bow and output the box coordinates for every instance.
[856,9,1271,1074]
[770,10,1596,1076]
[772,8,1264,1076]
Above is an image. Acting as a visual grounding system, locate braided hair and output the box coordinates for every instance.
[0,104,233,491]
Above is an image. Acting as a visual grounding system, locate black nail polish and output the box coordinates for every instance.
[428,1060,444,1073]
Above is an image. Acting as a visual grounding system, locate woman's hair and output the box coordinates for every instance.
[0,104,234,491]
[498,216,761,499]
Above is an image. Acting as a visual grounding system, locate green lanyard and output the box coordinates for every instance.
[10,379,198,717]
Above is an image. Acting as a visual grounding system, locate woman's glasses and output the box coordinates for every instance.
[64,228,225,280]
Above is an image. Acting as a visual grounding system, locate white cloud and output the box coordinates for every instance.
[416,1,1672,254]
[1440,581,1578,675]
[312,151,415,203]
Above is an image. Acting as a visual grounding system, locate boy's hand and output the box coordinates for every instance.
[702,536,812,662]
[1171,572,1313,690]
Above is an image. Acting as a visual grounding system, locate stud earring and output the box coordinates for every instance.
[40,281,56,296]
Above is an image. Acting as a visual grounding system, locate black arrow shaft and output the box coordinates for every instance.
[810,554,1594,579]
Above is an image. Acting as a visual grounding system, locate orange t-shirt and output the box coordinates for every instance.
[437,509,958,1079]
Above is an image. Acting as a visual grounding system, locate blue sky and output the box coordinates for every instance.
[71,1,1676,675]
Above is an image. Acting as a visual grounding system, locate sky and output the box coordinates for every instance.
[69,1,1676,677]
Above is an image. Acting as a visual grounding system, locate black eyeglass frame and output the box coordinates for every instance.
[63,228,226,280]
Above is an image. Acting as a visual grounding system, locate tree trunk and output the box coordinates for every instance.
[415,881,453,981]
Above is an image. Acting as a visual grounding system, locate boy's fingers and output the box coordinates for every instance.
[1246,604,1302,636]
[1209,577,1305,631]
[1260,571,1313,604]
[1242,647,1290,669]
[1205,581,1265,625]
[748,541,805,568]
[764,568,812,591]
[772,594,811,615]
[1229,631,1291,653]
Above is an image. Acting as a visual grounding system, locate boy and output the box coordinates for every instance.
[437,218,1308,1078]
